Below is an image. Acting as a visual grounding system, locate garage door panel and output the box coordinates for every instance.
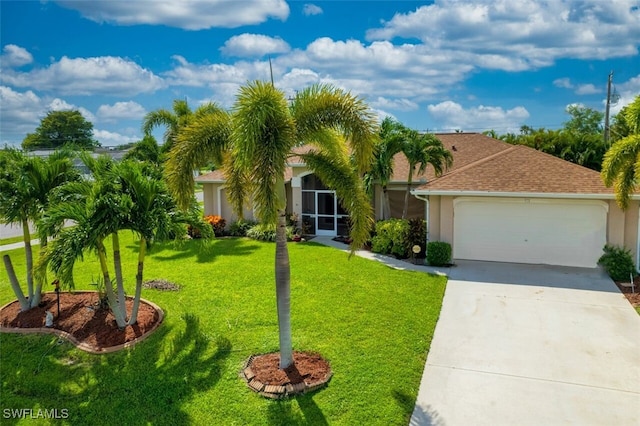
[453,199,607,268]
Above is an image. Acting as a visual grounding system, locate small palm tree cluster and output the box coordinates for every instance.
[365,117,452,220]
[0,148,80,310]
[38,154,206,327]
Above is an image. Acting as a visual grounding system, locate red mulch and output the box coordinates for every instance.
[0,292,160,350]
[249,351,331,387]
[615,278,640,308]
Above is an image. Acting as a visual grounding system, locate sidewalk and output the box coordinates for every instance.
[0,239,39,253]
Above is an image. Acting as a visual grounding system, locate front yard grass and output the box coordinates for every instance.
[0,234,446,425]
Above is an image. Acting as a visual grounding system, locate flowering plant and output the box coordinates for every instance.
[204,215,226,236]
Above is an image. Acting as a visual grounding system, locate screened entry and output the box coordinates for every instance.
[301,174,349,236]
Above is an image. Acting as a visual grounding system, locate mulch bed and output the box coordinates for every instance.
[0,292,162,353]
[241,351,332,399]
[614,278,640,308]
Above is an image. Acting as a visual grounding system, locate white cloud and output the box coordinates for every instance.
[220,34,291,58]
[0,86,42,136]
[370,97,419,112]
[1,44,33,67]
[1,56,165,96]
[427,101,530,133]
[575,84,600,95]
[553,78,573,89]
[303,4,323,16]
[97,101,147,122]
[610,74,640,115]
[366,0,640,71]
[93,129,139,147]
[55,0,289,30]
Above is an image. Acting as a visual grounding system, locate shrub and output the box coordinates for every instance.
[426,241,452,266]
[204,215,226,236]
[598,244,637,282]
[371,219,411,258]
[228,219,258,237]
[407,219,427,259]
[246,224,294,242]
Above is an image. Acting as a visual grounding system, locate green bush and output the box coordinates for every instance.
[246,224,294,242]
[228,219,258,237]
[426,241,452,266]
[598,244,637,281]
[371,219,410,258]
[407,219,427,259]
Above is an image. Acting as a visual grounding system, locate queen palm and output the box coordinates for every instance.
[601,95,640,209]
[364,117,405,219]
[166,81,378,368]
[401,130,452,219]
[0,148,79,310]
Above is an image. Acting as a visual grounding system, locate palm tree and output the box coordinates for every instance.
[401,130,452,219]
[166,81,378,368]
[41,155,200,327]
[364,117,405,219]
[143,99,222,154]
[601,95,640,209]
[0,148,79,310]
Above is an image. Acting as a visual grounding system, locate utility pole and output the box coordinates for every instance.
[604,71,613,147]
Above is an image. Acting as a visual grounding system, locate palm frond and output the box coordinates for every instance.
[165,110,232,210]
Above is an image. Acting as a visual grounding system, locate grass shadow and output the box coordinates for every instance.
[1,313,231,425]
[266,393,328,426]
[129,237,260,264]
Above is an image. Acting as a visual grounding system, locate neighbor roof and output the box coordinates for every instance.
[413,133,613,196]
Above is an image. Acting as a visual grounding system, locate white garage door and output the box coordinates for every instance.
[453,198,607,268]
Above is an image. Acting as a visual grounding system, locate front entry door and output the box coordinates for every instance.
[315,191,336,236]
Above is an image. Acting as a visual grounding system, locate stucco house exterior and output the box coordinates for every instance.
[196,133,639,269]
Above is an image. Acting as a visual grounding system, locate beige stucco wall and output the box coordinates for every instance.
[425,195,640,269]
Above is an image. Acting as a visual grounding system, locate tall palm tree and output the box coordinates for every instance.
[0,148,79,310]
[364,117,405,219]
[401,130,452,219]
[601,95,640,209]
[143,99,222,154]
[166,81,378,368]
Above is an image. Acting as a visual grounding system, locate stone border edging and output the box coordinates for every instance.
[0,291,164,355]
[240,353,333,399]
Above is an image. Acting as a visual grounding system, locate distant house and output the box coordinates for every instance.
[197,133,638,269]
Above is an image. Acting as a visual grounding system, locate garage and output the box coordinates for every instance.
[453,198,608,268]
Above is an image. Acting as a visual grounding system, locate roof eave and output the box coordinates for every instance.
[410,189,628,200]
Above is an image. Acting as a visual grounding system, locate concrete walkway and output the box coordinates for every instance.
[411,260,640,426]
[312,238,639,425]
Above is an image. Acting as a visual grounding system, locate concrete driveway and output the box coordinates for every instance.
[411,260,640,426]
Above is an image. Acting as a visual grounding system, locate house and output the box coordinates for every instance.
[196,133,639,269]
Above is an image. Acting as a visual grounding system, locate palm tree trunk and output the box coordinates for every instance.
[112,232,127,323]
[382,185,391,220]
[402,173,414,219]
[22,219,34,301]
[30,242,47,308]
[97,241,127,328]
[3,255,30,311]
[128,238,146,326]
[275,179,293,369]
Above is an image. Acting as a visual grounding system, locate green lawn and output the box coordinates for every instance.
[0,235,26,246]
[0,234,446,425]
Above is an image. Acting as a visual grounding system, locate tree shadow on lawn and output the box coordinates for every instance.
[2,314,231,426]
[131,238,260,264]
[265,393,329,426]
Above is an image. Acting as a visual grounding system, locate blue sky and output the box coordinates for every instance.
[1,0,639,147]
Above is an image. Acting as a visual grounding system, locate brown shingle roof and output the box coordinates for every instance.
[390,133,512,182]
[414,134,612,195]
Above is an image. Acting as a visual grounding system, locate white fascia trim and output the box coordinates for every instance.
[410,190,625,200]
[195,178,225,183]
